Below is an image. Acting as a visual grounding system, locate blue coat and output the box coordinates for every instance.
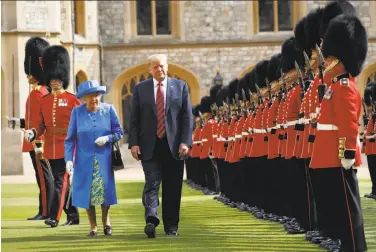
[65,103,123,209]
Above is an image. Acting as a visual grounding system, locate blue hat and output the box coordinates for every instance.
[76,80,106,99]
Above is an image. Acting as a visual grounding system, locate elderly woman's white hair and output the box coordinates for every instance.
[148,54,168,64]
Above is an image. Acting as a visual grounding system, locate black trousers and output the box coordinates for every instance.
[141,137,184,232]
[29,151,54,217]
[366,155,376,195]
[265,157,282,215]
[216,158,227,197]
[314,167,367,252]
[48,158,79,222]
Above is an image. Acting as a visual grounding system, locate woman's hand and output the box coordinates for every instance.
[95,136,109,146]
[66,161,74,176]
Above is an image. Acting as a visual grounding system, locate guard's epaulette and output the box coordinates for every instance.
[340,78,349,86]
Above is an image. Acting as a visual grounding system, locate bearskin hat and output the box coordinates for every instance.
[24,37,50,84]
[216,85,230,107]
[255,60,270,89]
[193,104,201,117]
[305,7,324,53]
[200,96,212,113]
[248,69,257,94]
[322,14,367,77]
[294,16,308,54]
[320,1,356,39]
[238,71,253,100]
[364,82,376,106]
[42,45,70,89]
[210,84,223,105]
[281,37,304,73]
[267,54,282,82]
[228,79,239,101]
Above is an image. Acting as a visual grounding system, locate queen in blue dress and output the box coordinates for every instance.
[65,80,123,237]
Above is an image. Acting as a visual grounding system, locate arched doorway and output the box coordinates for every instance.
[111,62,200,143]
[238,65,256,79]
[358,62,376,96]
[75,70,88,91]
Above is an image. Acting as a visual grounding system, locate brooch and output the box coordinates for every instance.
[100,108,108,116]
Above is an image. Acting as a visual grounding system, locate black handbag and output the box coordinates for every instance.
[112,135,124,171]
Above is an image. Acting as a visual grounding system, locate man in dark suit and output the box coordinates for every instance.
[128,54,193,238]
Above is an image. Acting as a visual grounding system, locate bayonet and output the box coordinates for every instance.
[303,51,314,81]
[241,89,246,102]
[316,44,327,103]
[266,78,272,100]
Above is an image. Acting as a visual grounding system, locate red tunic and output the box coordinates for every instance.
[225,115,237,162]
[217,121,228,159]
[240,113,251,159]
[230,115,245,163]
[267,98,280,159]
[200,119,215,159]
[364,115,376,155]
[22,85,49,152]
[249,102,268,157]
[191,126,202,158]
[310,76,362,168]
[33,91,81,160]
[284,86,302,159]
[299,83,313,159]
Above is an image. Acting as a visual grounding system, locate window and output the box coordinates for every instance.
[74,1,86,37]
[254,0,295,33]
[136,0,171,36]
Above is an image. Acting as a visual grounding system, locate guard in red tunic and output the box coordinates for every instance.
[362,83,376,199]
[310,14,368,252]
[8,37,54,220]
[25,46,80,227]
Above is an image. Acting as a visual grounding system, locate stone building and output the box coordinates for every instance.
[2,1,376,175]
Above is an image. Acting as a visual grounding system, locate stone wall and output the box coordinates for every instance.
[104,45,281,98]
[23,1,49,30]
[183,1,249,42]
[98,1,125,44]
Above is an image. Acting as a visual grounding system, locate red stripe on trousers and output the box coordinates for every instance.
[57,172,69,221]
[341,169,356,252]
[36,159,48,216]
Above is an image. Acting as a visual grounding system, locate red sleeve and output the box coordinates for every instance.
[334,81,361,159]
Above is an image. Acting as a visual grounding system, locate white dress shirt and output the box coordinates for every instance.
[153,77,167,108]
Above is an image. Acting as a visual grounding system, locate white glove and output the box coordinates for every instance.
[66,161,73,176]
[24,129,35,142]
[8,117,20,129]
[95,136,109,146]
[341,158,355,170]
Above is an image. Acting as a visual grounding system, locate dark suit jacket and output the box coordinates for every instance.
[128,77,193,161]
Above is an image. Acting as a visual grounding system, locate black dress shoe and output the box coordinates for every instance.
[144,223,156,238]
[88,231,98,237]
[62,219,79,226]
[166,231,179,236]
[364,193,376,199]
[104,225,112,236]
[44,218,59,227]
[27,214,47,220]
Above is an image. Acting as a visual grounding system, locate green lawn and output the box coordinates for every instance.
[2,180,376,252]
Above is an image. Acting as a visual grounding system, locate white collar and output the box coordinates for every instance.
[153,77,168,87]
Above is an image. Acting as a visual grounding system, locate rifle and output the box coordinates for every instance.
[266,78,272,100]
[303,51,314,81]
[316,44,327,103]
[198,111,205,128]
[255,83,263,105]
[241,89,249,117]
[235,93,241,115]
[295,61,305,101]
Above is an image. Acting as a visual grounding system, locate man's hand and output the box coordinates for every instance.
[178,143,189,158]
[95,136,109,146]
[8,117,20,129]
[131,145,141,161]
[341,158,355,170]
[24,129,35,142]
[66,161,74,176]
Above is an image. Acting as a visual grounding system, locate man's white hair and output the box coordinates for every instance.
[148,54,168,64]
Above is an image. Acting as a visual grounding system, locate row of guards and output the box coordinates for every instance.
[186,1,372,252]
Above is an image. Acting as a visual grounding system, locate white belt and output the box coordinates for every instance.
[201,139,208,142]
[193,141,201,144]
[235,134,242,139]
[248,128,253,133]
[317,123,338,131]
[286,120,299,127]
[303,119,311,124]
[253,129,266,134]
[266,127,277,133]
[213,134,218,138]
[276,124,283,129]
[310,113,318,119]
[228,137,235,141]
[365,135,375,139]
[241,132,249,136]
